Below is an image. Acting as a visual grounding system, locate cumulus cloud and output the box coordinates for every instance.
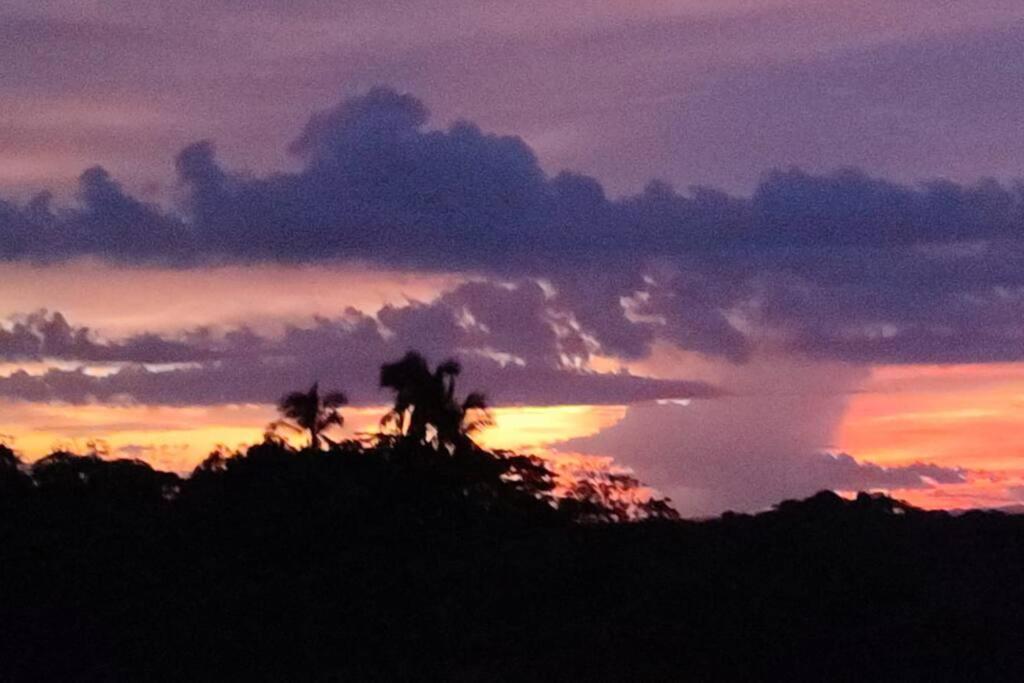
[558,402,969,516]
[3,88,1024,365]
[555,353,968,515]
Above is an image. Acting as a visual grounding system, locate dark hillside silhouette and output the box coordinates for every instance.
[1,354,1023,680]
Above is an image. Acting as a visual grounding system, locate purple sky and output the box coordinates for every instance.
[5,1,1024,200]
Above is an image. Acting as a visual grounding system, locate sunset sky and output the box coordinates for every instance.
[4,1,1024,515]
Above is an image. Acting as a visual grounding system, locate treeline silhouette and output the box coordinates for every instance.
[1,352,1024,680]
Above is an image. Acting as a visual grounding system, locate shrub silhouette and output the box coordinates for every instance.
[561,470,680,523]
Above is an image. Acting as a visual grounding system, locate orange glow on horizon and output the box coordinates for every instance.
[838,363,1024,509]
[839,363,1024,471]
[0,399,629,475]
[475,405,627,451]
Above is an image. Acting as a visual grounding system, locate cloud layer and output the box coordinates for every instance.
[0,281,715,407]
[3,87,1024,368]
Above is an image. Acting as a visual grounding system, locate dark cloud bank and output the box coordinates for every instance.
[4,87,1024,367]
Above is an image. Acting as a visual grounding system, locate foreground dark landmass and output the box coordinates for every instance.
[2,440,1023,682]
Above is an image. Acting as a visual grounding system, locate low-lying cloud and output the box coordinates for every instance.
[0,281,715,407]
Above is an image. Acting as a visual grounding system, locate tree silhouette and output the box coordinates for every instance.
[271,382,348,449]
[0,443,21,474]
[379,351,492,450]
[561,471,680,523]
[30,450,179,503]
[0,444,32,501]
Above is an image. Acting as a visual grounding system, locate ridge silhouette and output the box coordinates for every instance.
[0,353,1022,680]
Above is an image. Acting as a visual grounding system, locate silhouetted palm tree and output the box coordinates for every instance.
[380,351,492,450]
[272,382,348,449]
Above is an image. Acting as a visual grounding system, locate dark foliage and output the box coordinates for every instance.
[1,438,1023,681]
[379,351,493,451]
[270,382,348,448]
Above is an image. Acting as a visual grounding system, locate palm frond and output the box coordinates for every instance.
[462,417,494,434]
[322,391,348,408]
[380,410,405,433]
[462,392,489,411]
[380,351,430,389]
[317,412,344,431]
[269,420,303,434]
[278,390,309,411]
[437,358,461,377]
